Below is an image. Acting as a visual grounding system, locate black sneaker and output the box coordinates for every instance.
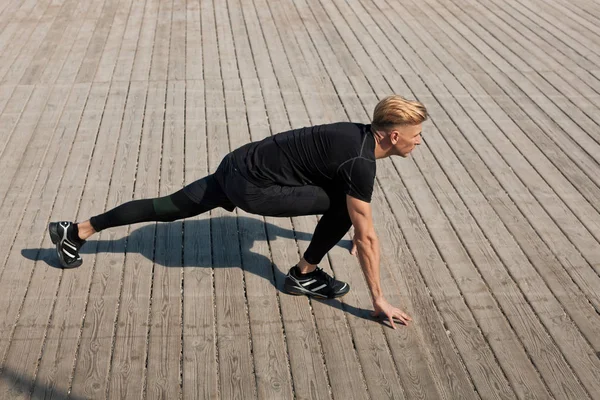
[283,266,350,299]
[48,221,85,268]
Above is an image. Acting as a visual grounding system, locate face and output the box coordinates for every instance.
[389,124,423,157]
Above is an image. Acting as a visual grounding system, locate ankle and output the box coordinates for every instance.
[75,220,96,241]
[296,258,317,275]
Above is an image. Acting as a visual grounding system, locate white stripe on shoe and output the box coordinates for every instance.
[311,284,327,292]
[62,248,75,258]
[63,241,77,251]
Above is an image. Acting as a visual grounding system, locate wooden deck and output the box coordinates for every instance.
[0,0,599,398]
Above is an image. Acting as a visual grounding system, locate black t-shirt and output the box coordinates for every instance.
[232,122,376,202]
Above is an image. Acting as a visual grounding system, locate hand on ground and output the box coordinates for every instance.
[372,297,412,329]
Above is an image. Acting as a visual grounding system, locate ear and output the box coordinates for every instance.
[389,130,400,144]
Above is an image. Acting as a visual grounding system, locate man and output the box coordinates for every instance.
[49,95,427,329]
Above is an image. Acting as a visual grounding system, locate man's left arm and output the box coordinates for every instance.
[346,195,412,328]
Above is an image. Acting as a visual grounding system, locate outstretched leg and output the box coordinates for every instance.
[49,174,234,268]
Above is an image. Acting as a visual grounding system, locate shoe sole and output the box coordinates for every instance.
[283,283,349,299]
[48,223,82,269]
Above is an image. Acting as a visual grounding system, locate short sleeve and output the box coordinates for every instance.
[337,157,376,203]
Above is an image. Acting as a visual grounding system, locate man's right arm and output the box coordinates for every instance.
[346,195,412,328]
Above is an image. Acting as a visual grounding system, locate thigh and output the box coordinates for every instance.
[226,177,339,217]
[182,174,235,212]
[246,184,334,217]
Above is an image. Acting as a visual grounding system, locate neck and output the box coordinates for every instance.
[373,130,391,160]
[374,143,390,159]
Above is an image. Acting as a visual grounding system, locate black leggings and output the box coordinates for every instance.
[90,156,352,264]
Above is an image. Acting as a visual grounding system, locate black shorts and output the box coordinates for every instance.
[184,154,345,218]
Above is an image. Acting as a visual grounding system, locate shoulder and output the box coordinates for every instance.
[318,122,370,135]
[318,122,373,151]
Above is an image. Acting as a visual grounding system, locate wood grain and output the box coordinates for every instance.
[0,0,598,398]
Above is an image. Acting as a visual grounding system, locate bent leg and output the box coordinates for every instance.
[303,201,352,265]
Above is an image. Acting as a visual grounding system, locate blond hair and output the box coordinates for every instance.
[371,95,428,131]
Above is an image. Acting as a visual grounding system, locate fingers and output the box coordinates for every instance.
[389,314,396,330]
[390,309,411,326]
[372,307,412,328]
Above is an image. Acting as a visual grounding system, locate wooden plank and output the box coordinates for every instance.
[75,0,123,83]
[0,0,27,35]
[100,81,151,400]
[0,84,71,398]
[0,86,34,171]
[99,81,161,400]
[145,80,184,400]
[521,0,600,46]
[0,23,22,61]
[224,1,295,398]
[56,0,112,84]
[198,6,231,399]
[16,0,78,85]
[542,0,600,30]
[477,0,600,73]
[21,0,93,85]
[111,0,147,82]
[181,80,219,400]
[0,86,51,211]
[11,0,39,20]
[148,0,173,82]
[167,0,185,81]
[469,0,600,139]
[481,0,600,92]
[0,0,68,85]
[93,0,135,82]
[24,83,95,400]
[248,0,309,128]
[447,0,600,160]
[130,0,160,81]
[0,85,16,117]
[307,0,419,79]
[422,0,600,204]
[8,83,107,400]
[185,0,202,81]
[67,81,130,399]
[0,0,53,83]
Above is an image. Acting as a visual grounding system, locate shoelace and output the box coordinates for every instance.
[313,267,335,286]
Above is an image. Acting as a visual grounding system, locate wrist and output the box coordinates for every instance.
[372,294,385,304]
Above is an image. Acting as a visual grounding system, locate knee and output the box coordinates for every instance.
[152,196,183,221]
